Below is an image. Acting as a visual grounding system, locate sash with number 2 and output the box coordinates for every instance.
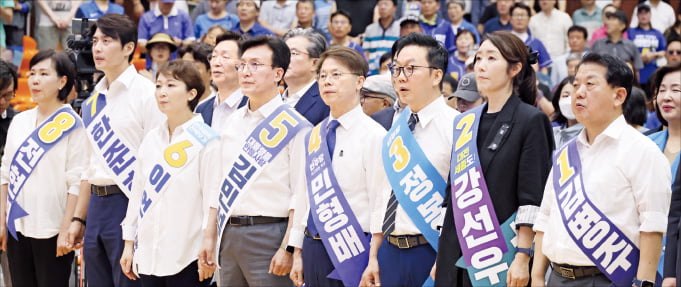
[6,107,82,239]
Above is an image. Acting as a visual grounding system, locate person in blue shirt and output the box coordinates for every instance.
[483,0,514,35]
[419,0,455,53]
[329,10,365,60]
[138,0,195,54]
[627,4,667,89]
[76,0,124,20]
[509,3,552,74]
[446,1,480,45]
[230,0,274,37]
[446,29,476,80]
[194,0,239,39]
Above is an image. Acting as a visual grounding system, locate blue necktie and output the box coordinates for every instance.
[307,119,341,236]
[383,113,419,235]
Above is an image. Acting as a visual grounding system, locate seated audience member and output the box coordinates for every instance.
[483,0,513,35]
[258,0,296,37]
[363,0,400,75]
[378,52,392,75]
[451,72,483,113]
[664,16,681,42]
[200,25,228,46]
[231,0,274,37]
[510,3,552,74]
[447,29,476,81]
[572,0,602,41]
[624,82,652,132]
[441,73,457,99]
[590,4,628,46]
[76,0,125,19]
[447,1,480,45]
[529,0,573,60]
[291,0,323,34]
[565,52,583,77]
[630,0,676,33]
[314,0,336,39]
[361,73,397,116]
[399,10,423,36]
[419,0,455,53]
[194,0,239,39]
[592,10,643,71]
[551,25,589,89]
[139,32,177,81]
[666,37,681,65]
[628,4,667,90]
[329,10,365,59]
[138,0,194,54]
[551,76,583,148]
[179,42,215,106]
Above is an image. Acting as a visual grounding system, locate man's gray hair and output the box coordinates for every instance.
[283,28,328,58]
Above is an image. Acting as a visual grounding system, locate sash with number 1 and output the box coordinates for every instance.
[450,105,517,286]
[381,107,446,252]
[304,118,370,287]
[216,104,311,245]
[82,92,138,197]
[6,107,82,239]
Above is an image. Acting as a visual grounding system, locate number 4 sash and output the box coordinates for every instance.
[304,119,370,287]
[82,92,139,197]
[553,140,650,287]
[6,107,82,239]
[450,106,516,286]
[382,107,446,251]
[216,105,311,245]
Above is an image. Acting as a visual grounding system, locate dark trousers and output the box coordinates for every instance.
[84,193,139,287]
[6,232,73,287]
[139,260,211,287]
[301,236,344,287]
[547,269,611,286]
[377,238,436,287]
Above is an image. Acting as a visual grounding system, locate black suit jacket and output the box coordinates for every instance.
[664,167,681,282]
[195,94,248,126]
[293,82,329,126]
[434,95,555,286]
[369,107,396,131]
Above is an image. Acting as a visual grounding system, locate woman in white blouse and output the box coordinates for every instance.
[119,60,221,285]
[0,49,88,286]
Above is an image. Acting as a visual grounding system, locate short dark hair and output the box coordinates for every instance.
[551,76,574,125]
[392,33,448,90]
[29,49,76,102]
[651,62,681,126]
[240,35,291,73]
[442,73,458,93]
[331,10,353,25]
[297,0,315,10]
[89,14,137,62]
[567,25,588,39]
[156,60,205,111]
[179,42,214,71]
[623,87,648,126]
[216,31,243,46]
[577,53,633,108]
[0,60,17,93]
[447,1,465,10]
[317,46,368,76]
[455,28,476,43]
[510,2,531,17]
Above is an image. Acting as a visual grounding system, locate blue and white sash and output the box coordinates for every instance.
[82,92,138,197]
[450,106,515,286]
[304,118,370,287]
[382,107,446,251]
[553,140,645,287]
[6,107,82,239]
[216,104,311,245]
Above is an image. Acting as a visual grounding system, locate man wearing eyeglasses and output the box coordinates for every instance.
[665,38,681,66]
[361,32,459,287]
[361,74,396,116]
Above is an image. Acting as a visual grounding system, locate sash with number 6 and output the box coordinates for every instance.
[137,120,219,228]
[382,107,446,251]
[216,104,311,245]
[6,107,82,239]
[450,106,516,286]
[553,140,655,287]
[304,119,370,287]
[82,92,138,197]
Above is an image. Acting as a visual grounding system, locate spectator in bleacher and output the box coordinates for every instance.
[200,25,228,46]
[452,72,484,113]
[628,3,667,91]
[290,0,325,35]
[482,0,513,35]
[75,0,124,19]
[551,25,589,89]
[551,76,583,148]
[3,0,29,69]
[190,0,235,21]
[35,1,81,51]
[329,10,365,59]
[476,0,497,35]
[664,14,681,42]
[571,0,602,41]
[529,0,572,60]
[590,3,627,47]
[419,0,455,52]
[360,73,396,116]
[630,0,676,34]
[363,0,400,75]
[231,0,274,37]
[511,3,552,74]
[194,0,239,40]
[259,0,297,37]
[666,37,681,65]
[446,28,475,80]
[592,10,643,71]
[138,0,194,54]
[314,0,336,39]
[335,0,377,37]
[447,1,480,45]
[139,33,177,81]
[179,42,215,106]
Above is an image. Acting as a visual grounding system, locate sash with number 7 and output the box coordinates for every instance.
[216,104,311,246]
[6,107,83,240]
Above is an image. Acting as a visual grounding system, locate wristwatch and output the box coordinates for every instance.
[285,245,295,254]
[515,247,533,257]
[632,279,654,287]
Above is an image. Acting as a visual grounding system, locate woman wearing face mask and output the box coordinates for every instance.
[550,76,583,148]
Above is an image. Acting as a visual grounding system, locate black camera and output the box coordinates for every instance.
[67,18,98,111]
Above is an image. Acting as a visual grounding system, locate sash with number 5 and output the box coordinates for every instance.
[450,106,517,286]
[82,92,138,197]
[553,140,657,287]
[137,120,219,229]
[6,107,83,239]
[304,119,370,287]
[381,107,446,251]
[216,104,311,245]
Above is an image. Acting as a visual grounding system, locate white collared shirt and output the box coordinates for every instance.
[216,96,309,217]
[283,80,316,109]
[121,116,221,276]
[376,97,460,235]
[85,65,165,186]
[529,8,573,59]
[0,105,88,238]
[288,105,392,247]
[534,116,671,266]
[211,88,244,131]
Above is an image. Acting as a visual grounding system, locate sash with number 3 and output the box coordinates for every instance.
[6,107,82,239]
